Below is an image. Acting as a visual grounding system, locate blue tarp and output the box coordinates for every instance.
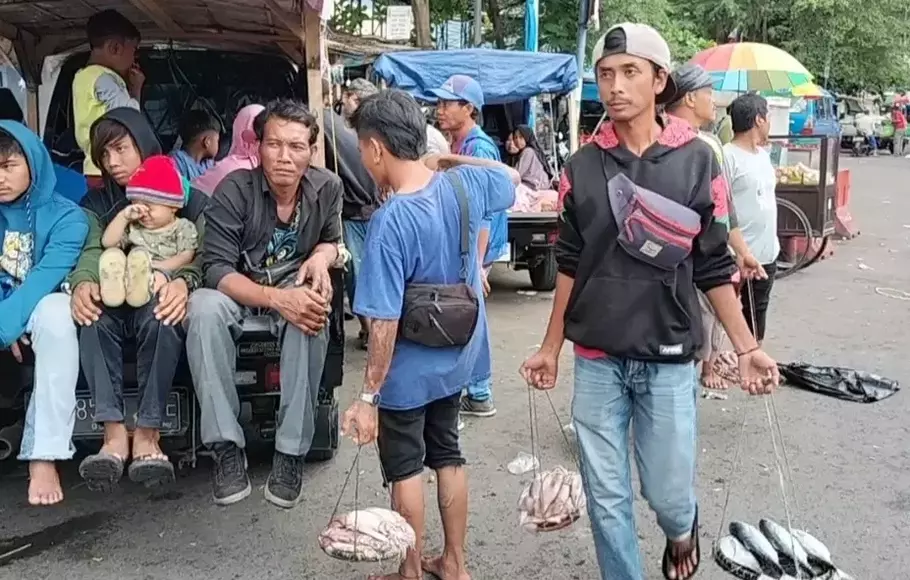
[373,49,579,104]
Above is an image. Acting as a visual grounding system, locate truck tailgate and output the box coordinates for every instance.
[507,211,559,227]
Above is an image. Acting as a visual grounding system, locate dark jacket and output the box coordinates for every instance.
[69,107,208,290]
[322,108,380,221]
[203,165,343,289]
[556,115,736,362]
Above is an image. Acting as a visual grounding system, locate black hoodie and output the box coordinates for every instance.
[322,108,380,220]
[555,115,736,362]
[68,107,208,290]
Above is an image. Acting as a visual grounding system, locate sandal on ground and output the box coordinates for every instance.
[128,455,176,488]
[79,452,125,492]
[662,505,700,580]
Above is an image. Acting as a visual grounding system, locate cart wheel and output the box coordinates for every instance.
[776,198,813,280]
[529,251,557,291]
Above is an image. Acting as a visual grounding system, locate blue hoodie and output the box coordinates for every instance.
[0,121,88,347]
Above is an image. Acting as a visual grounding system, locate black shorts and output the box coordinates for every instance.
[741,262,777,342]
[377,392,465,483]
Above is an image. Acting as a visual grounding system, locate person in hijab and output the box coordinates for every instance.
[67,107,207,492]
[505,125,558,212]
[193,104,265,196]
[0,121,88,506]
[509,124,553,190]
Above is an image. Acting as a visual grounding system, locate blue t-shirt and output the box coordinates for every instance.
[353,166,515,411]
[456,125,509,266]
[171,149,214,181]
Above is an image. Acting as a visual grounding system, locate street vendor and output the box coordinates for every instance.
[431,74,503,419]
[520,23,779,580]
[666,63,767,391]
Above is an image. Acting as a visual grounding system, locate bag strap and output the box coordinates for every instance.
[447,170,471,281]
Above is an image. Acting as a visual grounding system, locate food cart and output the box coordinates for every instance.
[769,134,839,277]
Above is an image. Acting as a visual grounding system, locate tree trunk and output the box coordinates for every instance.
[411,0,432,48]
[486,0,507,48]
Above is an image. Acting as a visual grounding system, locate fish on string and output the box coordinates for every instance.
[759,519,813,577]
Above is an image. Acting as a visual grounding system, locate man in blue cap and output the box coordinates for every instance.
[431,74,504,419]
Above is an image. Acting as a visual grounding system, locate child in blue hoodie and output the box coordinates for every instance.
[0,121,89,506]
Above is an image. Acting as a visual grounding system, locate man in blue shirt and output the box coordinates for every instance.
[171,109,220,180]
[431,74,506,418]
[340,89,516,580]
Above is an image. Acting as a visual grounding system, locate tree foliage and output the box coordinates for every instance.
[330,0,910,91]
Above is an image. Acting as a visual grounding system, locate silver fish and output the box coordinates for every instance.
[714,535,763,580]
[730,521,784,578]
[791,528,836,571]
[759,519,812,575]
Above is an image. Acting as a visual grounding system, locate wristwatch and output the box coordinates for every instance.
[359,392,380,406]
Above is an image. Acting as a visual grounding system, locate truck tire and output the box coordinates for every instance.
[529,251,557,291]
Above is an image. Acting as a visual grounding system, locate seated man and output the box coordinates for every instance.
[0,121,89,505]
[185,99,342,508]
[171,110,220,180]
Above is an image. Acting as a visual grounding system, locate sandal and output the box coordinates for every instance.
[128,456,176,488]
[79,451,125,493]
[662,505,700,580]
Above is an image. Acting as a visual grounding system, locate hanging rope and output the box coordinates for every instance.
[714,279,803,577]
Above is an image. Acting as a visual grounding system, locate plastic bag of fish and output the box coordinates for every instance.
[714,519,854,580]
[319,507,416,562]
[517,466,586,532]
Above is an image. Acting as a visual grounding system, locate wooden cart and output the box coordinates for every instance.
[770,135,839,277]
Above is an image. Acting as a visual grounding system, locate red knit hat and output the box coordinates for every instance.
[126,155,186,208]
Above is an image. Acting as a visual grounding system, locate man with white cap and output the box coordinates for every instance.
[431,74,505,419]
[667,63,768,392]
[521,23,780,580]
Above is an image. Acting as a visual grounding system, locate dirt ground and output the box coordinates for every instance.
[0,155,907,580]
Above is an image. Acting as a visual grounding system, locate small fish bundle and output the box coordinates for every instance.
[714,519,852,580]
[319,507,416,562]
[517,466,586,532]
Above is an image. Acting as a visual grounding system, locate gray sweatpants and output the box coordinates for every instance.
[184,289,328,456]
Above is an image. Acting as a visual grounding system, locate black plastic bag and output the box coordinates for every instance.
[778,363,900,403]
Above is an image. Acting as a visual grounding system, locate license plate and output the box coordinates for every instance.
[73,391,184,437]
[237,341,281,358]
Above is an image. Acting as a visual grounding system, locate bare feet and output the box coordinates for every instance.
[665,534,699,579]
[700,370,728,390]
[132,427,166,461]
[28,461,63,506]
[422,554,471,580]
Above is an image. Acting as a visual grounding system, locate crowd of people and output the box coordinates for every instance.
[0,7,785,580]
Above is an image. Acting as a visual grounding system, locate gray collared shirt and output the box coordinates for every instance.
[202,165,343,289]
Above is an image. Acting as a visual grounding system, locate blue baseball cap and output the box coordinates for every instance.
[429,74,485,109]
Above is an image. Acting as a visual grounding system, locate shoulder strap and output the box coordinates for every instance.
[447,170,471,281]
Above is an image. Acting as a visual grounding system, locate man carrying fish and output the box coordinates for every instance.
[340,89,518,580]
[520,23,780,580]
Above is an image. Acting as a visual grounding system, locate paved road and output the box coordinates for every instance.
[1,156,907,580]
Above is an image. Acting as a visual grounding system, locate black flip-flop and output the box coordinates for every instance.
[128,456,176,488]
[662,505,701,580]
[78,452,125,492]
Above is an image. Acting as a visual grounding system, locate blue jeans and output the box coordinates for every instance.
[343,219,369,315]
[572,355,698,580]
[465,265,492,402]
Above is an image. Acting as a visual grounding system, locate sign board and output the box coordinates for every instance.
[385,6,413,41]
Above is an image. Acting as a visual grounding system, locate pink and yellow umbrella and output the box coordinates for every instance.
[689,42,814,94]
